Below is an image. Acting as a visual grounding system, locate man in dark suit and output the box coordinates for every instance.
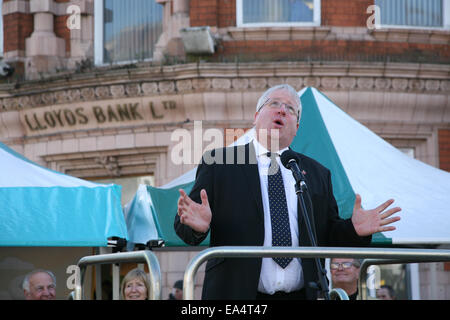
[174,84,401,300]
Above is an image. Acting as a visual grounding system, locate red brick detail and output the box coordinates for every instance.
[54,0,70,53]
[322,0,374,27]
[190,0,219,27]
[439,129,450,172]
[190,0,375,28]
[445,262,450,271]
[3,13,34,52]
[216,39,449,64]
[218,0,236,28]
[54,15,70,53]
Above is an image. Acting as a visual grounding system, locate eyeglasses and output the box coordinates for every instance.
[260,98,299,117]
[330,262,356,270]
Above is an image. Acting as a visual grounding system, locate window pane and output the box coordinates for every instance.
[242,0,314,24]
[376,0,443,27]
[103,0,163,63]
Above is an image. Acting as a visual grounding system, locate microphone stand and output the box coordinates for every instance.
[294,179,331,300]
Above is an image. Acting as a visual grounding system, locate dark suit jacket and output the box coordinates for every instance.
[174,143,371,300]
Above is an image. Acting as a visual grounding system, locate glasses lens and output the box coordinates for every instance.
[331,262,354,270]
[267,99,297,116]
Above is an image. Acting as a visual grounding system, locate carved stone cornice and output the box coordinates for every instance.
[0,61,448,112]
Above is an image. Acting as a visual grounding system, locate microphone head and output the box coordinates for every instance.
[280,150,298,169]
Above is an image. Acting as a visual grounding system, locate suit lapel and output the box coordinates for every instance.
[240,143,264,224]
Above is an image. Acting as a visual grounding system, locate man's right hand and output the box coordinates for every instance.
[177,189,212,233]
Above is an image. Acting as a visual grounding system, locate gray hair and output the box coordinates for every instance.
[255,84,302,122]
[22,269,57,292]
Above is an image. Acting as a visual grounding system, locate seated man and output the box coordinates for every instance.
[23,269,57,300]
[330,258,361,300]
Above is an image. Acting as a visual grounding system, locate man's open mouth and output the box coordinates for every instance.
[273,119,284,126]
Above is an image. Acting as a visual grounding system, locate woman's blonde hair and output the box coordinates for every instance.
[120,268,150,300]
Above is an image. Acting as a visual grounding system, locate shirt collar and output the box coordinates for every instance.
[252,138,289,158]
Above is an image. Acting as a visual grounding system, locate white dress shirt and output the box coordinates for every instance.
[253,139,304,294]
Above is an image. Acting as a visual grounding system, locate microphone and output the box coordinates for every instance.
[280,150,307,190]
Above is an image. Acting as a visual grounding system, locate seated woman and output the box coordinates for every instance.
[120,268,150,300]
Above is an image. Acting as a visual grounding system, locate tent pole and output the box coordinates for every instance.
[112,263,120,300]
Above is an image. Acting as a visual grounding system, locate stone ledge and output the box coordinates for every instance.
[225,26,332,42]
[222,26,450,45]
[2,0,94,16]
[370,28,450,45]
[0,61,449,112]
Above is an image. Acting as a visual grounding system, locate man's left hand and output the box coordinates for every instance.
[351,194,401,237]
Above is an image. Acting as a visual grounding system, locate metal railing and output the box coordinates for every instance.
[183,246,450,300]
[75,250,162,300]
[358,257,444,300]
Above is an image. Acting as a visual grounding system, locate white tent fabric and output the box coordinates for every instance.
[0,147,99,188]
[0,142,128,246]
[312,88,450,244]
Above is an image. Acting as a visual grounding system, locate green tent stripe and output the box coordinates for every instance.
[290,88,356,219]
[372,233,392,245]
[147,181,210,246]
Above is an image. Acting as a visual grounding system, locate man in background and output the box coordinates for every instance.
[330,258,361,300]
[23,269,56,300]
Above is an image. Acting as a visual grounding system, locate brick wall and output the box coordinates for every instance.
[2,0,71,55]
[322,0,373,26]
[439,129,450,272]
[439,129,450,172]
[188,0,449,64]
[217,39,449,64]
[191,0,375,28]
[190,0,219,27]
[54,15,71,54]
[54,0,70,53]
[3,12,33,52]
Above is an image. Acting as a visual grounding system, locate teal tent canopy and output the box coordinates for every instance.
[0,142,128,246]
[125,87,450,247]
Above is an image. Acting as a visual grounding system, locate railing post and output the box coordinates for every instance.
[76,250,162,300]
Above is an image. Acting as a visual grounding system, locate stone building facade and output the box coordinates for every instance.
[0,0,449,299]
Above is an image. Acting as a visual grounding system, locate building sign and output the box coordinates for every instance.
[20,96,184,136]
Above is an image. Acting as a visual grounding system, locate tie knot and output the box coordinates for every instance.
[266,152,280,175]
[266,152,278,160]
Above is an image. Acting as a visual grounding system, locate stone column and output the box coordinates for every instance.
[25,0,66,79]
[153,0,190,62]
[67,0,95,70]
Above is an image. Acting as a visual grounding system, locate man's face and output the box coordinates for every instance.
[174,288,183,300]
[376,288,393,300]
[330,258,360,286]
[25,272,56,300]
[254,89,299,150]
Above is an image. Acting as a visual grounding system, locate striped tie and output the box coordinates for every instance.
[267,152,293,268]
